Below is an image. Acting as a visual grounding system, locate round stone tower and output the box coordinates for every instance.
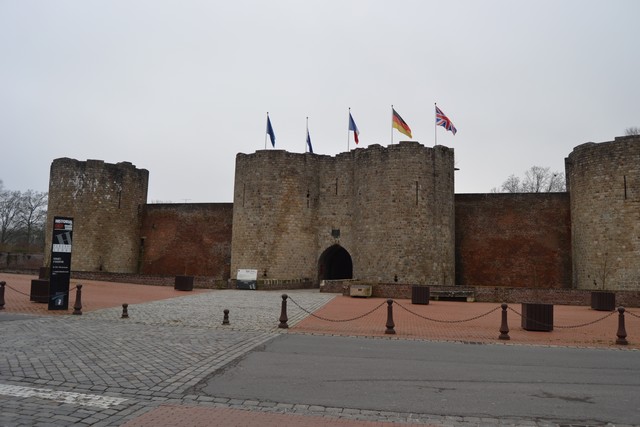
[338,142,455,285]
[44,158,149,273]
[230,150,319,280]
[566,135,640,290]
[230,141,455,285]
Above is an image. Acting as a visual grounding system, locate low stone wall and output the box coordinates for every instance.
[229,278,317,291]
[474,287,640,308]
[10,269,638,306]
[320,281,414,299]
[320,280,640,307]
[69,271,229,289]
[69,272,316,291]
[321,281,468,299]
[0,252,44,271]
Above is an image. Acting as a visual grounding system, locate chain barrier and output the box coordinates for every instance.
[507,306,616,329]
[4,283,32,298]
[626,309,640,319]
[288,295,386,322]
[395,300,501,323]
[3,283,78,300]
[286,296,626,329]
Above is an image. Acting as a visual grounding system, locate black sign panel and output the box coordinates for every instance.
[48,216,73,310]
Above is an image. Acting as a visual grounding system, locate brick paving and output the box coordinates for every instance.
[291,294,640,349]
[1,272,638,426]
[0,273,212,315]
[121,405,438,427]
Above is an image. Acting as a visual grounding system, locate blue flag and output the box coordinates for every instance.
[306,129,313,153]
[266,116,276,147]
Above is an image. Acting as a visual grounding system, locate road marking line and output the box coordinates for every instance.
[0,384,127,409]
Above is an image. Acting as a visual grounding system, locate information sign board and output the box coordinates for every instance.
[237,269,258,290]
[48,216,73,310]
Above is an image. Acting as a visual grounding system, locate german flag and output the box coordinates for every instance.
[392,108,412,138]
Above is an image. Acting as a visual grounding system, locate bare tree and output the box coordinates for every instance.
[0,182,48,250]
[0,189,22,244]
[501,175,521,192]
[625,126,640,136]
[16,190,48,246]
[495,166,566,193]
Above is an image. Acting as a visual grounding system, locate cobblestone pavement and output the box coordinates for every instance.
[0,289,338,426]
[1,277,637,426]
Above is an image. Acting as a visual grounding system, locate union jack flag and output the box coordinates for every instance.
[435,106,457,135]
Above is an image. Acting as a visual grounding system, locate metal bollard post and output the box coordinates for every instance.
[222,309,230,325]
[0,281,5,310]
[616,306,628,345]
[279,294,289,329]
[385,299,396,335]
[499,303,510,340]
[121,303,129,319]
[72,284,83,315]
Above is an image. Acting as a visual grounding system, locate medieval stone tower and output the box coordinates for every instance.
[230,141,455,285]
[44,158,149,273]
[566,135,640,290]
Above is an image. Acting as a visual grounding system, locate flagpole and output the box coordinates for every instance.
[347,108,351,151]
[434,103,437,147]
[306,116,309,153]
[265,112,268,150]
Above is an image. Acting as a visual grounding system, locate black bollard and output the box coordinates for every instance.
[0,281,5,310]
[279,294,289,329]
[222,309,230,325]
[616,306,628,345]
[499,303,510,340]
[121,303,129,319]
[72,284,83,315]
[385,299,396,335]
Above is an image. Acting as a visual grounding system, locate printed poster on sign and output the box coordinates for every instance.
[48,216,73,310]
[237,269,257,290]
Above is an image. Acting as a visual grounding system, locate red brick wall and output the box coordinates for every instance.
[140,203,233,278]
[455,193,572,288]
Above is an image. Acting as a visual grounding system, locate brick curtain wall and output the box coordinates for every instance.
[455,193,572,288]
[140,203,233,278]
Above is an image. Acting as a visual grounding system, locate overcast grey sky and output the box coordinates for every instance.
[1,0,638,202]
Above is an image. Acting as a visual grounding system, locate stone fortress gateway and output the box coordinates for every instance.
[230,142,455,286]
[44,135,640,292]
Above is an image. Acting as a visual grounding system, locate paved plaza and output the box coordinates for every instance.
[1,273,639,426]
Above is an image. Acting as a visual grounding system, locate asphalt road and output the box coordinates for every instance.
[197,334,640,426]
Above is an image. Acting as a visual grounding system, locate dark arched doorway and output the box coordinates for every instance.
[318,245,353,281]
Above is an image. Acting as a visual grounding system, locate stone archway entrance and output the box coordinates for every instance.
[318,245,353,281]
